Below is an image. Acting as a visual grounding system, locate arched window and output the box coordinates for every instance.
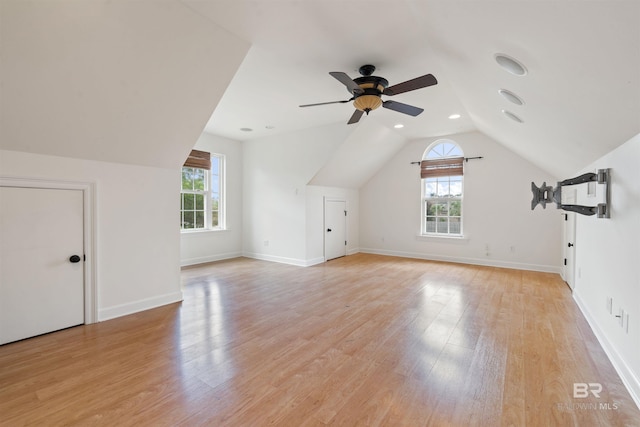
[421,140,464,236]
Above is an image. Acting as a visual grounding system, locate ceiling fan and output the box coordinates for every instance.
[300,64,437,124]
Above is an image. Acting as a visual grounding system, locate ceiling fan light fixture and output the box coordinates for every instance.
[353,94,383,113]
[495,54,528,76]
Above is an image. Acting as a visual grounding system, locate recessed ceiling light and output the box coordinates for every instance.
[495,54,528,76]
[240,127,253,132]
[502,109,524,123]
[498,89,525,106]
[448,114,461,119]
[394,124,404,129]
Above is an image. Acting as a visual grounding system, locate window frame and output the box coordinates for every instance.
[421,141,464,237]
[180,153,225,232]
[210,153,225,230]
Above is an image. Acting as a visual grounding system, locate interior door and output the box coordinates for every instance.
[561,188,577,290]
[324,199,346,261]
[0,186,85,344]
[563,212,576,290]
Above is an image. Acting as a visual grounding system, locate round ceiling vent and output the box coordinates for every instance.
[502,109,524,123]
[495,54,528,76]
[498,89,525,105]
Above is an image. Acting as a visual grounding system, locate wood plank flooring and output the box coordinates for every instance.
[1,254,639,426]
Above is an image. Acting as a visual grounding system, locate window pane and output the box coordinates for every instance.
[424,180,437,197]
[183,193,194,210]
[211,175,219,193]
[450,177,462,197]
[182,168,193,190]
[211,157,219,175]
[195,211,204,228]
[450,217,461,234]
[425,217,436,233]
[437,180,450,197]
[193,168,205,191]
[450,200,462,216]
[437,218,448,233]
[195,194,204,210]
[426,201,437,216]
[212,210,219,227]
[183,211,195,229]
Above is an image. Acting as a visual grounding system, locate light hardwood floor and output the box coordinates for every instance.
[1,254,638,426]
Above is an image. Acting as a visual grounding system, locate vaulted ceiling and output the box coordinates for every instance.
[1,1,639,179]
[191,0,640,177]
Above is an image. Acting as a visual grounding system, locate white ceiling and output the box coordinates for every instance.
[184,0,640,177]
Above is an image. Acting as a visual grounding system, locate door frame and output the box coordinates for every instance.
[323,197,347,262]
[0,176,97,324]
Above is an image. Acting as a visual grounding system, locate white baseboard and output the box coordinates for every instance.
[305,257,326,266]
[98,291,183,322]
[359,247,561,274]
[180,251,242,267]
[573,292,640,410]
[242,251,308,267]
[242,252,328,267]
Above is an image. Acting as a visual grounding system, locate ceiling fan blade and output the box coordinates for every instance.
[383,100,424,116]
[383,74,437,96]
[347,109,364,124]
[299,99,351,107]
[330,72,364,94]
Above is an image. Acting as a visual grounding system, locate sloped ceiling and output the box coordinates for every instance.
[1,1,638,178]
[0,0,249,169]
[308,121,407,189]
[187,0,640,178]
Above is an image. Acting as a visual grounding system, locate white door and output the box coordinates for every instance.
[0,187,85,344]
[563,212,576,290]
[324,199,346,261]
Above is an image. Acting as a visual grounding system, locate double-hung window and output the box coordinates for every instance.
[421,140,464,236]
[181,150,225,231]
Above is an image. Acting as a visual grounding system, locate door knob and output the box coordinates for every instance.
[69,255,82,263]
[568,243,574,247]
[327,228,332,232]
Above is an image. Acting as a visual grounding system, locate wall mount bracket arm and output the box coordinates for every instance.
[530,168,610,218]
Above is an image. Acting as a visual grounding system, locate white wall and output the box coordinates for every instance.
[360,131,562,272]
[180,133,243,266]
[305,186,359,264]
[0,0,250,170]
[242,123,352,266]
[0,149,182,321]
[571,133,640,405]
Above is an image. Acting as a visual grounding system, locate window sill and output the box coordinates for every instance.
[181,228,228,236]
[416,234,469,243]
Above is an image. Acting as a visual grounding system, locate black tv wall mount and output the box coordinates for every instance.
[531,168,610,218]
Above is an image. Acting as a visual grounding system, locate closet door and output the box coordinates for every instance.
[0,186,84,344]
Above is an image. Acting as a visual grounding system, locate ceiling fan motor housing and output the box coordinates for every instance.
[352,75,388,113]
